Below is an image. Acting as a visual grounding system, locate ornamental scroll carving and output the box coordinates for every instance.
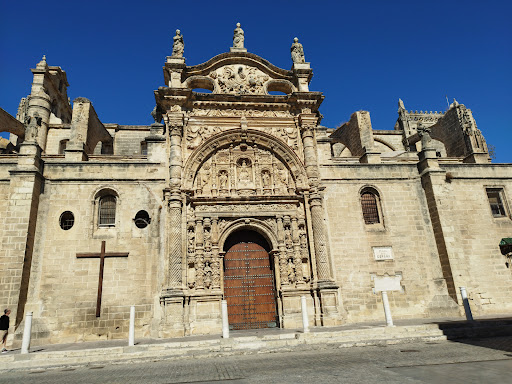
[185,124,299,153]
[193,144,297,197]
[190,109,292,118]
[209,65,269,95]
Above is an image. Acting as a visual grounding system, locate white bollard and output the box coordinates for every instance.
[381,291,394,327]
[21,311,33,354]
[128,305,135,346]
[459,287,474,321]
[301,296,309,333]
[221,300,229,339]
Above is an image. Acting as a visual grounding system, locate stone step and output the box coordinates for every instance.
[2,322,512,371]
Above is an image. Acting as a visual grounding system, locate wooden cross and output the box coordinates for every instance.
[76,241,129,317]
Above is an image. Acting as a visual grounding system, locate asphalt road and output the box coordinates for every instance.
[1,336,511,383]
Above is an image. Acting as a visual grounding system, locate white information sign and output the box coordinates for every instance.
[374,275,402,292]
[373,247,394,261]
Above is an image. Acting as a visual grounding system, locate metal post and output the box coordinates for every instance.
[459,287,474,321]
[221,300,229,339]
[128,305,135,346]
[20,311,33,354]
[301,296,310,333]
[381,291,394,327]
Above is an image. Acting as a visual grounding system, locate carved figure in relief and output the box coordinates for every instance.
[287,259,296,284]
[213,65,269,95]
[284,227,293,249]
[291,37,306,64]
[219,171,228,189]
[276,165,289,187]
[204,261,213,288]
[172,29,184,57]
[187,228,195,253]
[204,227,212,251]
[238,160,251,186]
[233,22,244,48]
[261,170,271,188]
[25,112,42,142]
[199,165,211,189]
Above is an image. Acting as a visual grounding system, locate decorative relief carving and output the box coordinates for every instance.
[186,125,221,149]
[195,203,297,213]
[209,65,270,95]
[190,109,292,118]
[193,144,296,197]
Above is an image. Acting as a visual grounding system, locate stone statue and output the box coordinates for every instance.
[291,37,305,64]
[287,259,296,284]
[233,23,244,49]
[172,29,184,57]
[219,171,228,189]
[25,112,42,142]
[418,125,433,150]
[204,261,213,288]
[151,105,162,124]
[238,160,251,185]
[261,171,271,188]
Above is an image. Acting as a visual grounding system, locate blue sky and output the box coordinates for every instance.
[1,1,511,162]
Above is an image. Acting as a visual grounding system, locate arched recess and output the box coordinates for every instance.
[183,76,216,93]
[265,79,296,95]
[218,218,279,253]
[182,129,309,191]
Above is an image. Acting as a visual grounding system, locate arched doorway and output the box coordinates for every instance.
[223,230,278,330]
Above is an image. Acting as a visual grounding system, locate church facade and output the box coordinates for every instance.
[1,25,512,346]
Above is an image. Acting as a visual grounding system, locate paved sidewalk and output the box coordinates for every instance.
[1,314,512,372]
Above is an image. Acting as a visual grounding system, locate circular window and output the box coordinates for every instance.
[134,210,151,229]
[59,211,75,230]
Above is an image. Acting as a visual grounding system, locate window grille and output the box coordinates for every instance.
[99,195,116,226]
[361,192,380,224]
[59,211,75,230]
[487,189,506,217]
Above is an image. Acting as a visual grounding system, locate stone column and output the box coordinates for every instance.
[309,193,330,281]
[195,218,204,289]
[299,117,332,282]
[166,116,184,288]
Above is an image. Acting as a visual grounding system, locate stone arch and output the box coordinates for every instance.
[183,129,309,191]
[265,79,296,95]
[183,76,216,92]
[218,218,278,253]
[374,138,396,152]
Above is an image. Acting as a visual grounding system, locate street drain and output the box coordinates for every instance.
[61,368,76,371]
[29,371,45,374]
[400,350,420,353]
[89,366,105,369]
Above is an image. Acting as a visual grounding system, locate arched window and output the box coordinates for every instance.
[360,188,381,225]
[98,195,116,227]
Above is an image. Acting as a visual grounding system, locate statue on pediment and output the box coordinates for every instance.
[233,23,244,49]
[172,29,184,57]
[291,37,305,64]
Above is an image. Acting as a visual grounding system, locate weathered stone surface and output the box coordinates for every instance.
[0,26,510,347]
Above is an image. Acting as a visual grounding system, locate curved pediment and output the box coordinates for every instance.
[180,53,297,96]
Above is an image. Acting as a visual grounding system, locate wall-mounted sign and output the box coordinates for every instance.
[373,246,394,261]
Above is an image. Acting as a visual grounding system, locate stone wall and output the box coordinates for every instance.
[113,127,151,156]
[6,158,168,346]
[321,163,452,322]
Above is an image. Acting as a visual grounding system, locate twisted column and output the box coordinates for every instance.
[167,117,184,288]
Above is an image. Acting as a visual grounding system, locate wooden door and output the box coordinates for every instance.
[224,242,278,330]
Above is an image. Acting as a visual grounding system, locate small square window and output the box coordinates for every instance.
[486,188,507,217]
